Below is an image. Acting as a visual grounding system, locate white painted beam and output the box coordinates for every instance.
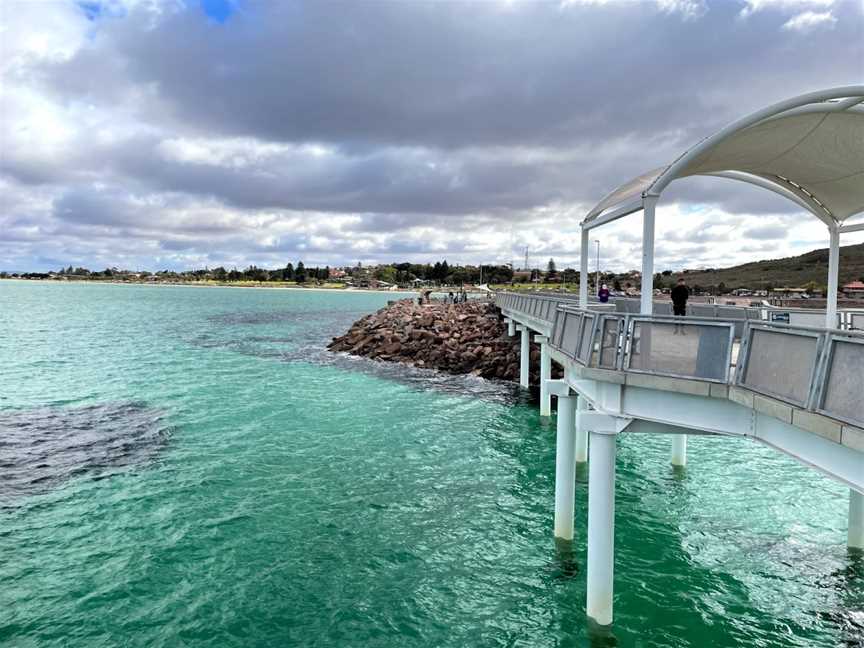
[827,226,840,329]
[580,229,590,309]
[537,335,551,417]
[554,392,578,540]
[850,490,864,549]
[575,396,589,463]
[586,431,617,626]
[640,197,656,316]
[519,325,530,388]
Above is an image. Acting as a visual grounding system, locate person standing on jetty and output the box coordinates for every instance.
[598,284,610,303]
[671,277,690,333]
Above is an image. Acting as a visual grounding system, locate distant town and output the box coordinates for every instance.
[4,256,864,301]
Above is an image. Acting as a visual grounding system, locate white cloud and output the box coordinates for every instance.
[781,9,838,31]
[738,0,835,18]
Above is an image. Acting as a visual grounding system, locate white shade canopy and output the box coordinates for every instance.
[583,87,864,228]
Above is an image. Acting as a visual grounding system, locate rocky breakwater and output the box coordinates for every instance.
[328,299,543,384]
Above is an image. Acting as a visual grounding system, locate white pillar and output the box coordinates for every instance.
[850,489,864,549]
[587,430,617,626]
[826,225,840,329]
[575,396,589,463]
[640,196,657,316]
[580,228,589,309]
[507,318,516,337]
[554,392,578,540]
[537,335,551,416]
[519,326,530,388]
[671,435,687,467]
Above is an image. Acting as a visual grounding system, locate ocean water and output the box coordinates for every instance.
[1,281,861,648]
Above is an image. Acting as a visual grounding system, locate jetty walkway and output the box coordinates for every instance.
[497,87,864,626]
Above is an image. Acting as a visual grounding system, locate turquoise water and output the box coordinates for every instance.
[1,281,861,647]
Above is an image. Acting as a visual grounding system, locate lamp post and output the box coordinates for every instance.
[595,240,601,295]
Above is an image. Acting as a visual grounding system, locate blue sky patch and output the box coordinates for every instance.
[201,0,236,23]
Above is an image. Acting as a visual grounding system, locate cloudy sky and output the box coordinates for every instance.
[1,0,862,273]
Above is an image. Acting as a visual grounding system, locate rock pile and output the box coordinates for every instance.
[328,299,543,384]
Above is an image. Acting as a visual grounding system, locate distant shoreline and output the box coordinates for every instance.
[0,277,420,295]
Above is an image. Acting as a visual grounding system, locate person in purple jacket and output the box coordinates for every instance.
[598,284,610,303]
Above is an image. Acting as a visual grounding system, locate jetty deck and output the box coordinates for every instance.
[498,87,864,627]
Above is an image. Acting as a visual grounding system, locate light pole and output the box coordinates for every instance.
[594,240,601,295]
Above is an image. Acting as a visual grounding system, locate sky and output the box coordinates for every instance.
[1,0,862,273]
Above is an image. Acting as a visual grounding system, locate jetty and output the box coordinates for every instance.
[498,87,864,626]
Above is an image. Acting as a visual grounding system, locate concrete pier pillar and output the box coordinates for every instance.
[587,430,616,626]
[507,318,516,337]
[519,326,530,388]
[537,335,551,416]
[575,397,589,463]
[671,434,687,467]
[553,392,577,540]
[850,489,864,550]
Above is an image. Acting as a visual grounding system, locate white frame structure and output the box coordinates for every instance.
[579,86,864,328]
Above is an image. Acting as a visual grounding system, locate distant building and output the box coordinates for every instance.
[770,287,809,297]
[843,281,864,298]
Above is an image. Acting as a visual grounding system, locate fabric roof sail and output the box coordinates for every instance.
[583,87,864,227]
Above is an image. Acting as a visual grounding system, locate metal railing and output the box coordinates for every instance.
[498,291,864,427]
[498,290,864,333]
[549,307,735,383]
[735,323,864,427]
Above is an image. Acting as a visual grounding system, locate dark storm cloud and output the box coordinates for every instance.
[45,2,861,151]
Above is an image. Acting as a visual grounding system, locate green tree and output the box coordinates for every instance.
[283,263,294,281]
[295,261,307,283]
[374,265,398,284]
[546,258,557,281]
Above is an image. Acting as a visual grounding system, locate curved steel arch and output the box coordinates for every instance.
[579,86,864,325]
[582,86,864,229]
[645,86,864,220]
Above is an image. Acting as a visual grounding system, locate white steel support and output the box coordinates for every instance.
[827,226,840,329]
[519,326,530,388]
[671,434,688,467]
[640,196,656,315]
[850,490,864,549]
[575,396,589,463]
[507,318,516,337]
[537,335,551,416]
[587,430,617,626]
[553,392,578,540]
[580,228,590,309]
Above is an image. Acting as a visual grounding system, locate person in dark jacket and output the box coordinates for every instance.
[598,284,610,303]
[671,277,689,316]
[671,277,689,334]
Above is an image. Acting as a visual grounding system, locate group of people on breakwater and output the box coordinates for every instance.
[328,299,555,384]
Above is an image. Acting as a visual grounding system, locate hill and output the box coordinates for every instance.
[676,242,864,292]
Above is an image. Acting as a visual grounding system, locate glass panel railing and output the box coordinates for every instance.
[844,311,864,331]
[817,334,864,427]
[559,311,582,358]
[576,313,597,365]
[552,308,566,347]
[626,318,734,383]
[597,316,624,369]
[766,308,841,329]
[736,325,823,407]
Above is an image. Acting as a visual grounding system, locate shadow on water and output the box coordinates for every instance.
[0,401,171,508]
